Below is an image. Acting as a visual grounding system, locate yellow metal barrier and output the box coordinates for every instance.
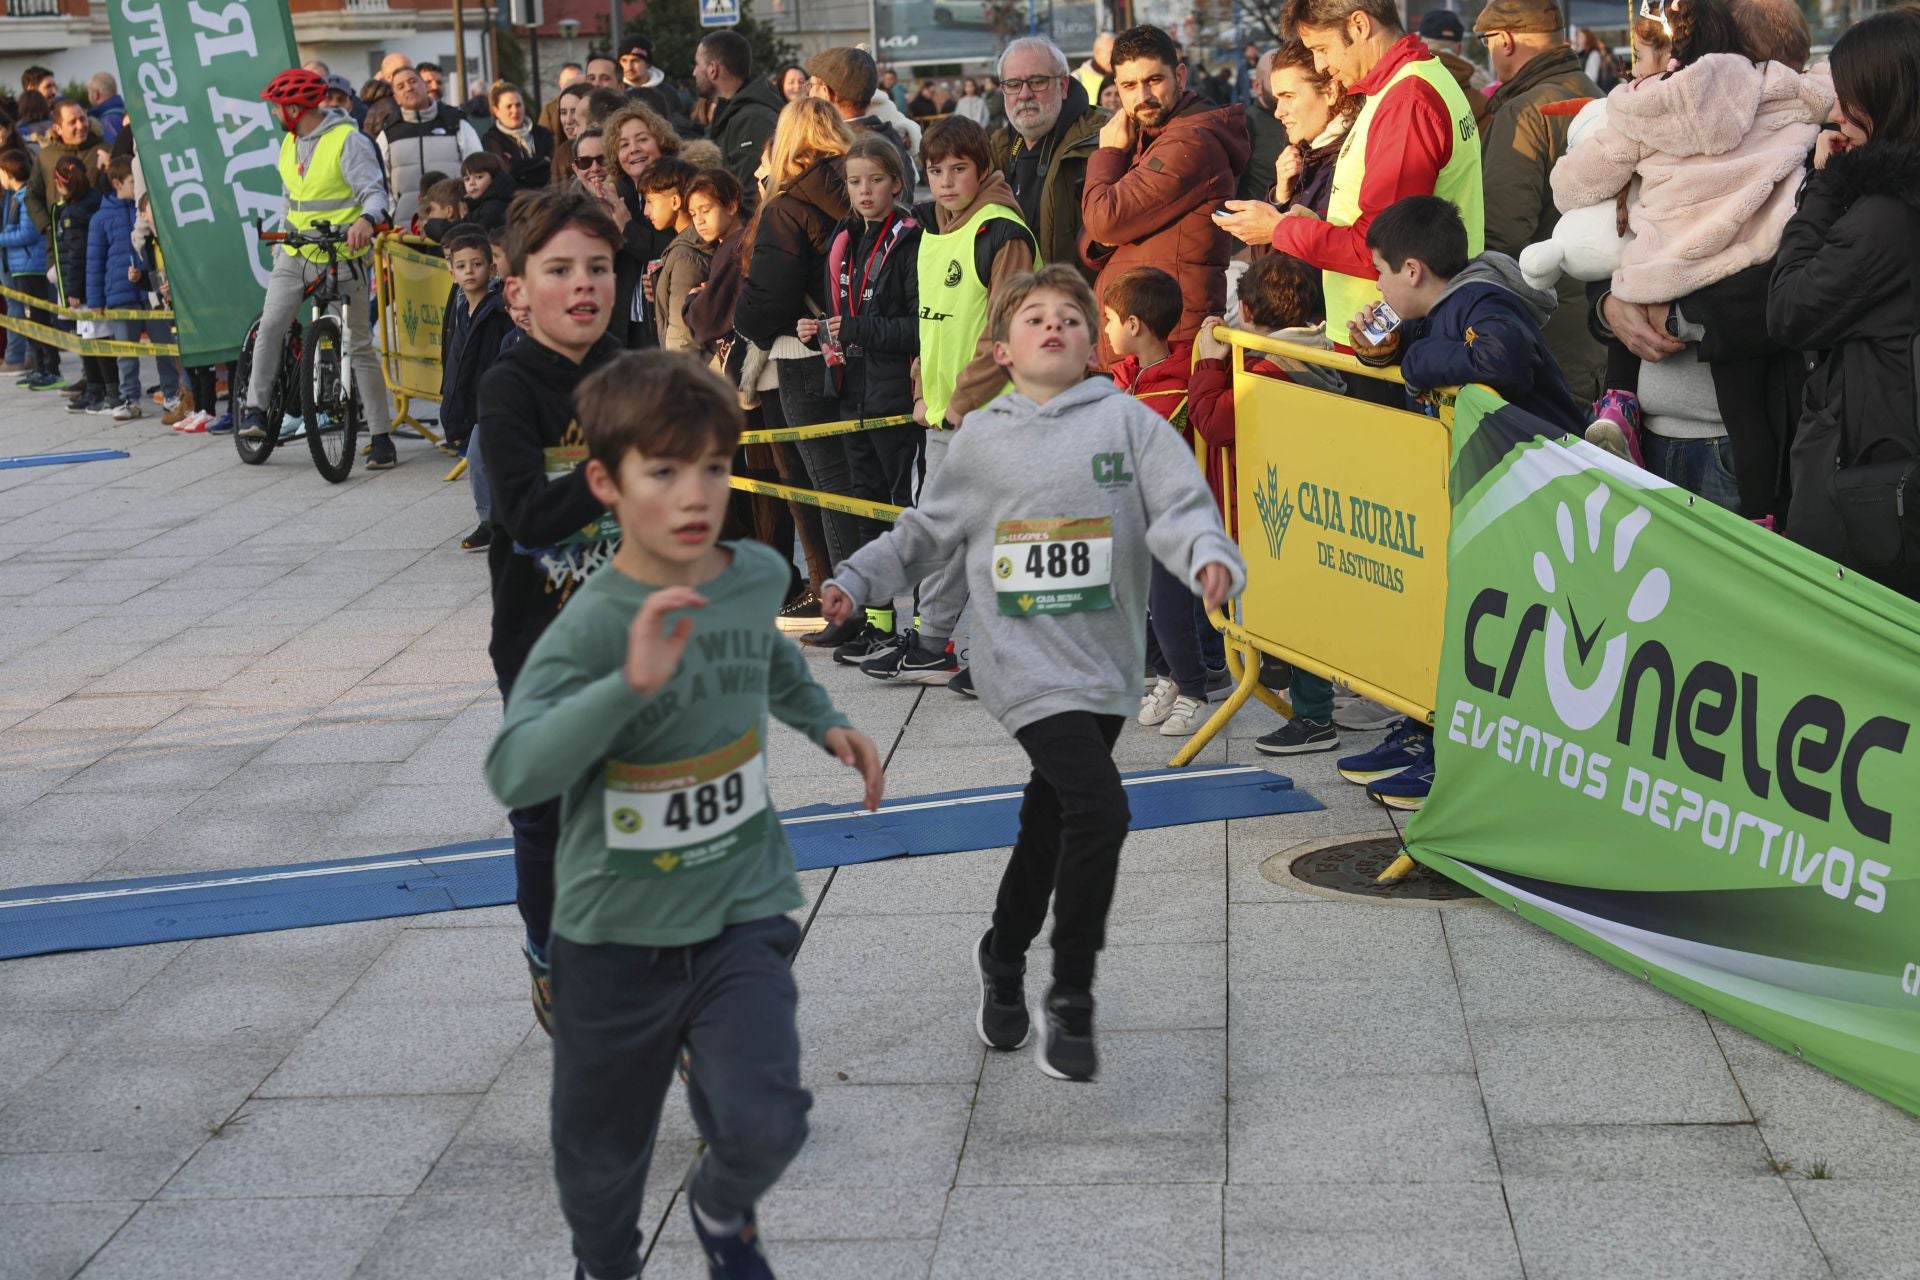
[729,475,904,523]
[372,233,446,452]
[1178,328,1450,883]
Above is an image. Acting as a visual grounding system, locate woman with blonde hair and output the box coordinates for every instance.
[734,98,863,630]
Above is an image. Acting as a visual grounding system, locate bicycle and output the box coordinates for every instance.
[232,220,377,484]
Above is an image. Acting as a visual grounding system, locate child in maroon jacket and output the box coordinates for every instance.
[1100,266,1217,739]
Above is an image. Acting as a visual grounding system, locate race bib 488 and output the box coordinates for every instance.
[993,516,1114,616]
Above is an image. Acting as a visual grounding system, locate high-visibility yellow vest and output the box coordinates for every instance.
[916,204,1036,426]
[1323,55,1485,330]
[277,120,368,262]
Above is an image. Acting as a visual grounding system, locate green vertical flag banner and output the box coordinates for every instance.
[1409,384,1920,1117]
[110,1,302,366]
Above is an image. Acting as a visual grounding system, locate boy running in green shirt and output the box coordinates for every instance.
[486,351,884,1280]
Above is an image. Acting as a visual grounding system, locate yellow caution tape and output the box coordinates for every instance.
[737,414,918,445]
[728,476,905,523]
[0,282,173,323]
[0,312,178,358]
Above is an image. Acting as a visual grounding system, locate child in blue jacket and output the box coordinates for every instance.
[1352,194,1586,438]
[87,155,151,421]
[0,150,63,390]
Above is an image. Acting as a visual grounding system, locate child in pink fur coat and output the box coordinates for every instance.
[1550,51,1832,304]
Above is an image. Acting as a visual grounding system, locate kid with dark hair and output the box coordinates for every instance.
[441,225,516,551]
[477,189,629,1029]
[487,350,881,1280]
[51,154,111,414]
[460,151,517,231]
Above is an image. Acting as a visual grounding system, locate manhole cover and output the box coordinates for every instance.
[1271,835,1485,904]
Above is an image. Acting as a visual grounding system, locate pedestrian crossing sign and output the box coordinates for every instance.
[700,0,740,26]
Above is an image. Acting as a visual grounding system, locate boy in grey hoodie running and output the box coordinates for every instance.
[822,265,1245,1081]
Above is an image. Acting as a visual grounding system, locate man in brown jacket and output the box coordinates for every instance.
[1477,0,1606,401]
[26,101,105,237]
[1080,24,1250,365]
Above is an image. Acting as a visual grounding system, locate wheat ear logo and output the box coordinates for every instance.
[1534,482,1670,731]
[1253,465,1294,560]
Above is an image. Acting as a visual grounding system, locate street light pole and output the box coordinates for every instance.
[611,0,624,53]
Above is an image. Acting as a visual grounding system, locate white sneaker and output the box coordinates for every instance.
[112,400,142,421]
[1334,694,1400,731]
[1159,695,1206,737]
[1139,675,1178,726]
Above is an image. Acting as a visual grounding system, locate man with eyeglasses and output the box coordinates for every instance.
[988,38,1108,285]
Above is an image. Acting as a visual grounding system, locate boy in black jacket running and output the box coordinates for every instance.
[476,190,625,1029]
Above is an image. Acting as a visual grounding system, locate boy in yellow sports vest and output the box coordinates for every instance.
[860,117,1040,692]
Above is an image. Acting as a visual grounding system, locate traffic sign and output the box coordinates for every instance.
[700,0,740,27]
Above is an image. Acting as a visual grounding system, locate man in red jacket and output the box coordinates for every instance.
[1080,24,1250,366]
[1217,0,1484,382]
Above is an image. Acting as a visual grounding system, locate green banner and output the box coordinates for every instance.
[1408,385,1920,1117]
[109,1,301,366]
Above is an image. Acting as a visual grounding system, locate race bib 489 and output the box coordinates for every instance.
[603,729,770,877]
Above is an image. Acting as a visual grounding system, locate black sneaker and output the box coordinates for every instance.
[861,630,958,684]
[800,611,864,649]
[1204,664,1232,701]
[974,929,1030,1050]
[1254,716,1339,755]
[237,406,270,441]
[459,522,492,552]
[777,590,822,633]
[65,391,97,414]
[365,433,397,470]
[687,1196,774,1279]
[834,623,899,666]
[1036,983,1097,1082]
[949,667,976,697]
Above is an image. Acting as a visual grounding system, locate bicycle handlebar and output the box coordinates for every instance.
[257,218,394,246]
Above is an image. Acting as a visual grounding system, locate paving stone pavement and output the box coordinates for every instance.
[3,392,1918,1279]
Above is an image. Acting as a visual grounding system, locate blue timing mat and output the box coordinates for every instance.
[0,448,130,470]
[0,766,1319,960]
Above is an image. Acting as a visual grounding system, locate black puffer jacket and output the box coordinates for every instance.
[51,186,102,308]
[733,155,850,348]
[467,172,517,232]
[1770,140,1920,587]
[823,208,921,420]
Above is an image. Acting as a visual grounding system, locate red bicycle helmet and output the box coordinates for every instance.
[260,68,328,109]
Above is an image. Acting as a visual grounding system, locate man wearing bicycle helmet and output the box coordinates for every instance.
[245,68,399,468]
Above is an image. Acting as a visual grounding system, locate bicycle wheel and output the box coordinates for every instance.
[300,312,362,483]
[231,319,285,465]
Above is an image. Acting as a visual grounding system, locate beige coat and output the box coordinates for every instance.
[1550,54,1833,304]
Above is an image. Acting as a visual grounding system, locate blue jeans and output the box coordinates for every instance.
[1641,433,1739,513]
[2,277,25,366]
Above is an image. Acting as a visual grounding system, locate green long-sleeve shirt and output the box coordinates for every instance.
[485,540,851,947]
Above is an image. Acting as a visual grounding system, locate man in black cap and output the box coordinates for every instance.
[1476,0,1605,399]
[805,48,916,186]
[1418,9,1490,107]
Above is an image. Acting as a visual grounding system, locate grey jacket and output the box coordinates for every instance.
[828,378,1245,734]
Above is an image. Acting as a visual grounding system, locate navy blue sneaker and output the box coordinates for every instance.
[207,413,233,434]
[1366,760,1435,811]
[689,1199,774,1279]
[1336,719,1432,785]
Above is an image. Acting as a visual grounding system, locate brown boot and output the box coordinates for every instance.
[160,389,195,427]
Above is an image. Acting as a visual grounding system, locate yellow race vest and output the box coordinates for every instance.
[916,204,1036,426]
[1323,55,1484,331]
[277,120,368,262]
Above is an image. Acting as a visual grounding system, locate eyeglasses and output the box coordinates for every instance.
[573,154,606,170]
[1001,75,1063,97]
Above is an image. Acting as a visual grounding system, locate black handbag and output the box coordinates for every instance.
[1827,332,1920,595]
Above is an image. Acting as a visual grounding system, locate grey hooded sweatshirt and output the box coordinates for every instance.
[827,378,1246,734]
